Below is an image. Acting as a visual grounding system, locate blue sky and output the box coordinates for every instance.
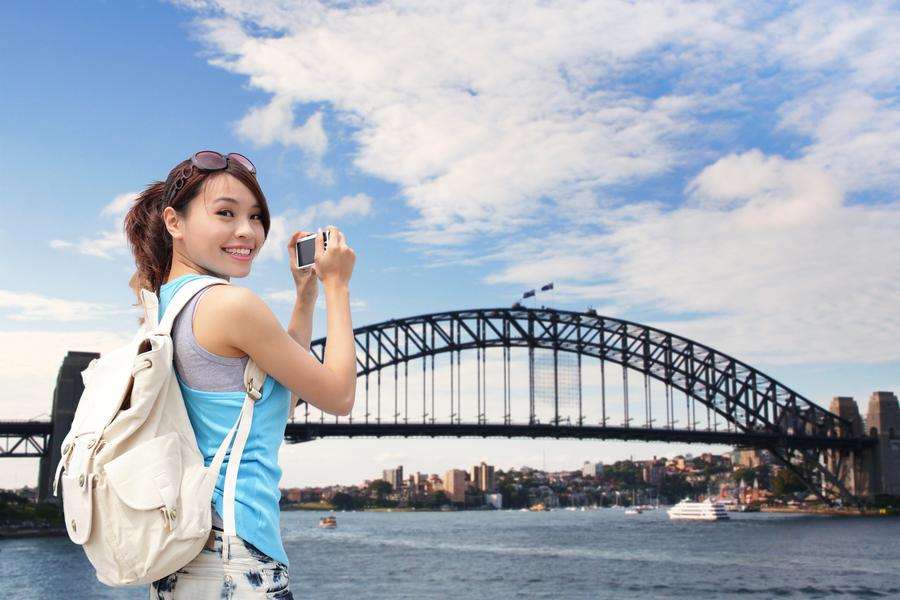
[2,0,898,489]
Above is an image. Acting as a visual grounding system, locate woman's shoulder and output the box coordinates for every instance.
[192,284,270,358]
[195,282,270,319]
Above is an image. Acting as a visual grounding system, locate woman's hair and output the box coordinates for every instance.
[124,156,271,318]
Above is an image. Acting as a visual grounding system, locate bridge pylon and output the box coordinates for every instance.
[38,351,98,502]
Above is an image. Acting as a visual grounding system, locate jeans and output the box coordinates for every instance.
[149,528,293,599]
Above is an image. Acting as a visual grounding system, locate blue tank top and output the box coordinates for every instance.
[159,273,291,567]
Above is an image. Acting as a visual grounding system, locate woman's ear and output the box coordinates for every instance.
[162,206,183,241]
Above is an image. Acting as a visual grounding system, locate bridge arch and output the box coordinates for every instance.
[297,306,871,505]
[306,306,855,442]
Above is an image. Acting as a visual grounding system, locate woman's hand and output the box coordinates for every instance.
[315,225,356,289]
[288,230,319,306]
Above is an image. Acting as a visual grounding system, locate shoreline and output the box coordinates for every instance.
[760,506,899,517]
[0,526,67,540]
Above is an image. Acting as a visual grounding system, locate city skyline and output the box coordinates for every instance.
[2,1,899,490]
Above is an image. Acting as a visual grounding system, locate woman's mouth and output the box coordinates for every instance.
[223,248,253,261]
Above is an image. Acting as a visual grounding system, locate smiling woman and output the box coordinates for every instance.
[122,151,357,599]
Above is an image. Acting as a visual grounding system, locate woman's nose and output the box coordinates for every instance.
[236,218,256,237]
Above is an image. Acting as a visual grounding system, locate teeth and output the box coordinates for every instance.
[224,248,251,256]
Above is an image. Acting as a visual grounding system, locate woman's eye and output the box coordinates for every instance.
[217,210,261,220]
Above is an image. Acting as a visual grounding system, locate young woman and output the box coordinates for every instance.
[124,150,357,599]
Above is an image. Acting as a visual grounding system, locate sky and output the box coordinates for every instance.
[1,0,898,490]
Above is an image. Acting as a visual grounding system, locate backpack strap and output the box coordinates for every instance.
[154,276,230,336]
[204,359,265,555]
[155,277,269,539]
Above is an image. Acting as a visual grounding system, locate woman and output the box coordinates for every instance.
[124,150,357,599]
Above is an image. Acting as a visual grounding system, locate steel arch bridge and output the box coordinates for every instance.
[1,306,875,505]
[290,306,873,505]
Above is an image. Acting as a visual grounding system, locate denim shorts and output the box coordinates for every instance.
[149,528,293,599]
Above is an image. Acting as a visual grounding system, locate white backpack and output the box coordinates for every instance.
[53,277,267,586]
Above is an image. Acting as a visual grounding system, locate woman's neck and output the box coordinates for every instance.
[164,259,228,285]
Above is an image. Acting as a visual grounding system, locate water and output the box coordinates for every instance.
[2,509,898,599]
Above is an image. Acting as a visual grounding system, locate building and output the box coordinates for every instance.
[383,465,404,491]
[477,462,495,492]
[582,460,604,478]
[444,469,467,503]
[642,461,665,486]
[731,448,773,469]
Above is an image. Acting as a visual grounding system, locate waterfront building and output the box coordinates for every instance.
[643,461,665,486]
[383,465,404,491]
[445,469,466,503]
[582,460,604,478]
[732,448,774,469]
[478,462,495,492]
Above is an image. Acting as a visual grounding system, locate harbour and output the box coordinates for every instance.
[3,507,898,599]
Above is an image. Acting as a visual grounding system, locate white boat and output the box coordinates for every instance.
[624,507,643,515]
[667,498,730,521]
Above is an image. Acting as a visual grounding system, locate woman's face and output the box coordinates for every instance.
[169,173,266,280]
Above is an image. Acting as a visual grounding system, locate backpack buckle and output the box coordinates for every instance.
[246,379,262,402]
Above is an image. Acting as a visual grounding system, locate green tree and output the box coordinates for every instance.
[771,468,806,497]
[367,479,393,507]
[330,492,356,511]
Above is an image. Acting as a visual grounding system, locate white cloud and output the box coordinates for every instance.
[234,98,327,156]
[180,0,733,237]
[485,151,900,363]
[233,98,330,180]
[777,91,900,194]
[0,290,131,322]
[101,192,139,218]
[49,192,137,259]
[175,0,900,366]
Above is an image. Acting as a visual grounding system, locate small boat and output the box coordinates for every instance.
[624,507,643,515]
[528,503,550,511]
[318,515,337,528]
[667,499,729,521]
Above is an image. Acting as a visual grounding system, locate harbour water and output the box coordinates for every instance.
[2,508,898,599]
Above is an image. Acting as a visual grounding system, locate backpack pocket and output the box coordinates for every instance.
[61,470,94,545]
[104,432,183,517]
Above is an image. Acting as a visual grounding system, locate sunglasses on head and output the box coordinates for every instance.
[163,150,257,204]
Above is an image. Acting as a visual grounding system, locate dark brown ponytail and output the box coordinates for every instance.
[124,179,171,305]
[124,156,271,324]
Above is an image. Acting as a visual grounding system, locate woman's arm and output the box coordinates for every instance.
[287,299,315,418]
[216,285,356,416]
[218,225,357,417]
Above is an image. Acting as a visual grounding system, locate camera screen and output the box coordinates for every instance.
[297,236,316,268]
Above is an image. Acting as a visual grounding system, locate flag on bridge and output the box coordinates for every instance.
[523,289,536,298]
[541,282,554,292]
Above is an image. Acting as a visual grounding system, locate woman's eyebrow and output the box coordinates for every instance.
[215,197,261,209]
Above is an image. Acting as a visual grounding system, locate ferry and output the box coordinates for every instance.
[318,515,337,528]
[667,498,730,521]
